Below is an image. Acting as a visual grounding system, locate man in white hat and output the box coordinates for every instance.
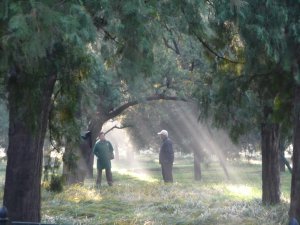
[157,129,174,183]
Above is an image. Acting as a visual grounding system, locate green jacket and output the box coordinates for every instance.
[93,139,114,169]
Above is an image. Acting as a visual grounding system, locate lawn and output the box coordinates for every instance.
[31,154,292,225]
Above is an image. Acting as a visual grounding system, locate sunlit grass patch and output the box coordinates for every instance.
[56,184,102,202]
[42,185,137,224]
[114,168,159,183]
[41,180,289,224]
[224,184,261,200]
[33,159,294,224]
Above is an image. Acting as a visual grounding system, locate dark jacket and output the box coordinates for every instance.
[159,138,174,164]
[93,139,114,169]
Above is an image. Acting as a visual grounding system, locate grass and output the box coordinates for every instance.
[0,155,292,224]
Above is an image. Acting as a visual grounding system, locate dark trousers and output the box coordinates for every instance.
[161,163,173,183]
[96,168,113,186]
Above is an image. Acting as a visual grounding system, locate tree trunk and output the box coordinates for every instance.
[62,87,93,184]
[3,74,56,222]
[194,149,201,180]
[279,136,286,172]
[62,141,88,185]
[85,118,104,178]
[63,116,105,182]
[81,132,93,177]
[261,121,280,205]
[290,85,300,220]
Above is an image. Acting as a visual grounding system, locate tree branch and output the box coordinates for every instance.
[104,124,132,134]
[99,27,120,44]
[163,37,180,55]
[162,22,181,55]
[179,6,241,64]
[192,31,243,64]
[172,39,181,55]
[228,67,278,85]
[107,94,188,119]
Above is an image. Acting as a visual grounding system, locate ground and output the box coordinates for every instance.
[32,153,291,225]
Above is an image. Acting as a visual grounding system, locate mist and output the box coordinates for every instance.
[100,101,244,182]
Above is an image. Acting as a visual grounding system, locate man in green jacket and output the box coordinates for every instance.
[93,131,114,186]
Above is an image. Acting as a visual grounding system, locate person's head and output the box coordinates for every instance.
[99,131,105,140]
[157,130,168,139]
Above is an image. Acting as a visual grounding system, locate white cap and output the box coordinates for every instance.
[157,130,168,137]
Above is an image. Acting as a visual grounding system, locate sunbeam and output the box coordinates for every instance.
[102,121,158,183]
[160,101,255,184]
[99,101,262,194]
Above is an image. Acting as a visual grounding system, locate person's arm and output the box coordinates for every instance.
[108,141,114,152]
[166,140,173,154]
[108,141,114,159]
[166,140,174,162]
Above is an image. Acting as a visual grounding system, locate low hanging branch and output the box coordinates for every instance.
[107,94,188,119]
[104,124,133,134]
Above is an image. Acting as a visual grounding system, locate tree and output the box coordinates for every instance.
[189,0,296,205]
[202,0,300,211]
[220,0,300,214]
[286,0,300,219]
[71,0,236,182]
[59,0,205,181]
[54,0,161,181]
[0,1,96,221]
[0,99,8,151]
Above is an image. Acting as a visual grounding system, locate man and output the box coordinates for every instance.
[93,131,114,186]
[157,129,174,183]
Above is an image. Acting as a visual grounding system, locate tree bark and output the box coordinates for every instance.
[62,141,89,185]
[62,87,94,184]
[261,121,280,205]
[85,117,105,178]
[63,116,105,181]
[3,73,56,222]
[279,136,286,172]
[79,135,93,179]
[290,85,300,220]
